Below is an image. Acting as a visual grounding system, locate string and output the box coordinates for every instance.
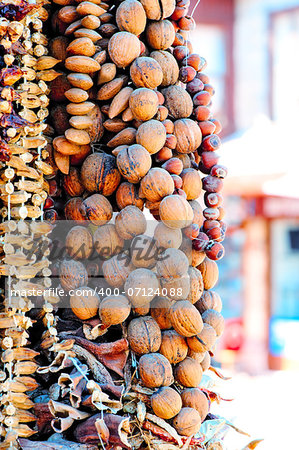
[190,0,201,18]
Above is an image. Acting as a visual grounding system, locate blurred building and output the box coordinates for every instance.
[191,0,299,371]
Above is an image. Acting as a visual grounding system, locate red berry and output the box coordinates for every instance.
[186,78,204,95]
[179,65,196,83]
[198,120,216,137]
[204,83,215,96]
[173,45,189,62]
[206,242,225,260]
[210,118,222,134]
[203,220,220,232]
[218,206,225,221]
[178,16,196,31]
[171,174,183,189]
[210,164,228,179]
[203,207,220,220]
[204,192,223,208]
[194,106,211,121]
[165,134,177,149]
[206,226,222,241]
[202,175,223,193]
[201,134,221,152]
[196,73,209,84]
[44,196,54,209]
[193,90,211,107]
[182,54,206,71]
[201,152,220,169]
[184,223,200,240]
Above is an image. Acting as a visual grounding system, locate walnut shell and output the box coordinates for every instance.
[156,248,189,279]
[63,167,85,197]
[80,194,113,225]
[116,182,145,210]
[151,387,182,420]
[160,274,190,301]
[150,296,172,330]
[115,205,146,239]
[186,266,204,304]
[140,0,175,20]
[116,0,147,35]
[181,388,209,421]
[65,226,93,260]
[130,234,157,269]
[181,168,202,200]
[154,222,182,250]
[116,144,151,183]
[99,295,131,326]
[195,290,222,314]
[102,252,135,287]
[129,88,159,121]
[197,258,219,290]
[159,330,188,364]
[151,50,179,87]
[202,309,224,337]
[64,197,85,222]
[130,56,163,89]
[81,153,121,196]
[159,195,193,230]
[60,259,88,291]
[136,119,167,154]
[173,407,202,437]
[125,268,159,307]
[70,287,99,320]
[146,20,175,50]
[139,168,174,202]
[170,300,203,337]
[187,323,217,353]
[175,357,203,387]
[127,316,161,354]
[93,224,124,259]
[174,118,202,154]
[138,353,173,388]
[162,86,193,119]
[108,31,141,68]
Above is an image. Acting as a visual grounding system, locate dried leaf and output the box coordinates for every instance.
[242,439,264,449]
[136,401,147,424]
[209,366,232,380]
[145,414,183,447]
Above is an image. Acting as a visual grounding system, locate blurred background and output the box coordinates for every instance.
[190,0,299,448]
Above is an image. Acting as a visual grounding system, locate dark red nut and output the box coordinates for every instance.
[203,207,220,220]
[162,157,184,175]
[178,16,196,31]
[193,90,212,107]
[194,106,211,121]
[165,134,178,149]
[171,174,183,189]
[174,188,187,199]
[198,120,216,137]
[171,6,188,21]
[44,196,54,209]
[218,206,225,221]
[210,164,228,179]
[162,119,174,134]
[48,179,58,196]
[204,84,215,96]
[203,219,220,232]
[192,232,209,251]
[196,73,210,84]
[184,223,200,240]
[204,192,223,208]
[182,54,206,71]
[210,118,222,134]
[201,152,220,169]
[186,77,204,95]
[44,209,58,224]
[155,147,173,162]
[202,175,223,193]
[179,66,196,83]
[206,226,222,241]
[201,134,221,152]
[173,32,185,46]
[156,91,165,105]
[198,161,211,175]
[206,242,225,260]
[173,45,189,62]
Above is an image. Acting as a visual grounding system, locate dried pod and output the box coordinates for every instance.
[116,0,147,35]
[70,287,100,319]
[159,195,193,229]
[136,119,166,154]
[117,144,151,183]
[60,259,89,290]
[98,76,129,102]
[116,182,144,210]
[58,6,80,23]
[69,115,93,130]
[54,149,70,175]
[65,128,91,145]
[151,50,179,87]
[127,316,161,354]
[139,168,174,202]
[151,387,182,420]
[107,127,136,148]
[175,357,203,388]
[181,388,209,422]
[80,193,113,224]
[74,28,102,42]
[140,0,175,20]
[108,86,134,119]
[150,296,172,330]
[65,88,89,103]
[138,353,173,388]
[197,258,219,290]
[115,205,146,239]
[67,101,95,115]
[201,309,225,337]
[65,225,93,259]
[173,407,202,437]
[97,63,117,85]
[129,88,159,121]
[93,223,124,259]
[170,300,203,337]
[146,20,175,50]
[186,266,204,304]
[159,330,188,364]
[125,268,159,307]
[174,119,202,154]
[156,248,189,279]
[102,252,135,287]
[99,295,131,326]
[76,1,106,17]
[108,32,141,68]
[81,14,101,30]
[81,153,121,196]
[187,323,217,353]
[162,85,193,119]
[130,57,163,89]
